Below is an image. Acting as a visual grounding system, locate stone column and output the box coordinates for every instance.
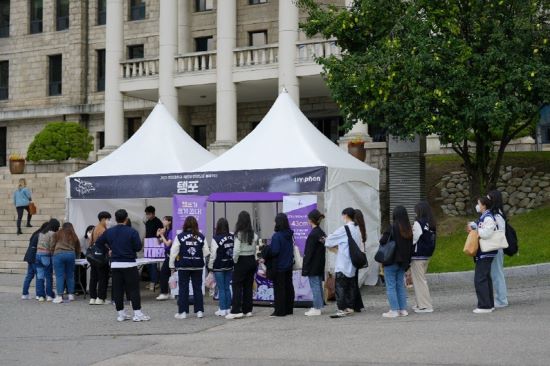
[338,120,372,150]
[101,0,124,157]
[178,0,191,54]
[278,0,300,105]
[209,0,237,155]
[159,0,179,119]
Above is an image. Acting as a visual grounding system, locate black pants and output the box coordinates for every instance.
[159,257,171,294]
[112,267,141,311]
[273,270,295,316]
[353,270,364,312]
[335,272,355,311]
[178,270,204,314]
[474,258,494,309]
[89,263,109,300]
[16,206,31,230]
[231,255,256,314]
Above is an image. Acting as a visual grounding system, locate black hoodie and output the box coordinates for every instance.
[268,229,294,272]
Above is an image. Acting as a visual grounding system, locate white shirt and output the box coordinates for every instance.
[325,222,362,278]
[412,221,423,245]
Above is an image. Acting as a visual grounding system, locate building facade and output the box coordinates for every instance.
[0,0,378,166]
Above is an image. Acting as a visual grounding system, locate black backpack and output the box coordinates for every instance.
[345,225,368,269]
[503,222,518,256]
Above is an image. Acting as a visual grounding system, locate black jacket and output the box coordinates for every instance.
[302,226,326,277]
[379,223,412,269]
[23,232,40,263]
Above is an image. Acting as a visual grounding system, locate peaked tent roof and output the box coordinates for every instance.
[195,92,379,189]
[71,102,215,178]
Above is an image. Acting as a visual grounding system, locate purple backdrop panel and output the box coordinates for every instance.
[172,195,208,240]
[208,192,287,202]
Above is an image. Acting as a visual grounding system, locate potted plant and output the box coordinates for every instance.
[8,153,26,174]
[348,139,366,162]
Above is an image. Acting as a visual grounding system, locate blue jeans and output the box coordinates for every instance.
[491,249,508,306]
[36,254,55,298]
[22,263,36,296]
[53,251,76,295]
[214,271,232,311]
[384,264,408,311]
[308,275,324,310]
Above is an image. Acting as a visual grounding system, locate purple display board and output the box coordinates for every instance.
[144,238,165,259]
[172,195,208,239]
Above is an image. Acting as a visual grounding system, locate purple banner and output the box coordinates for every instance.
[172,195,208,240]
[144,238,165,259]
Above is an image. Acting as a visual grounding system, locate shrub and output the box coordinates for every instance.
[27,122,94,162]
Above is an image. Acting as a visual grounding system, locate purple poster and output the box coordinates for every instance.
[172,195,208,239]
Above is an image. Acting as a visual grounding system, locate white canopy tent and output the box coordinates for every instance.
[66,102,216,238]
[195,92,381,286]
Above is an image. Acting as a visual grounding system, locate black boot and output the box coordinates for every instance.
[17,228,22,235]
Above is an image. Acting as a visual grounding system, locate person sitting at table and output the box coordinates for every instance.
[156,216,173,301]
[95,209,150,322]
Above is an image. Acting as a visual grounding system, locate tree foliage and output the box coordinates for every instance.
[27,122,94,162]
[298,0,550,199]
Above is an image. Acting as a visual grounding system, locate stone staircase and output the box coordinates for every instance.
[0,169,67,274]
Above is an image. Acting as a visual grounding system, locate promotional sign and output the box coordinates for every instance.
[143,238,165,259]
[69,167,326,199]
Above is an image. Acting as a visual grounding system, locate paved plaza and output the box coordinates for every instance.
[1,272,549,366]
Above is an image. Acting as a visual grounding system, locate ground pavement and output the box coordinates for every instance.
[0,272,549,366]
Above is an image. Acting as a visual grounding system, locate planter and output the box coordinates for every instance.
[348,143,366,162]
[9,159,26,174]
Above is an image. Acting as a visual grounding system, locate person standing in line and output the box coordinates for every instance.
[89,211,111,305]
[51,223,81,303]
[325,208,362,318]
[302,209,326,316]
[95,209,150,322]
[379,206,413,318]
[226,211,259,320]
[411,201,436,314]
[487,190,509,308]
[13,178,33,235]
[35,219,60,302]
[21,222,48,300]
[352,209,367,312]
[144,206,164,291]
[265,213,295,317]
[156,216,174,301]
[209,218,234,317]
[170,216,210,319]
[468,196,498,314]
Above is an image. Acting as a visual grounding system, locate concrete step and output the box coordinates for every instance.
[0,226,36,234]
[0,246,27,256]
[0,214,55,221]
[0,261,27,274]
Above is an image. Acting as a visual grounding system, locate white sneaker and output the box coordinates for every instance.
[473,308,493,314]
[214,309,226,317]
[197,311,204,318]
[414,308,434,313]
[330,310,347,318]
[95,299,106,305]
[169,294,176,300]
[174,312,187,319]
[89,298,96,305]
[305,308,322,316]
[156,294,170,301]
[245,312,253,318]
[117,312,132,322]
[225,312,243,320]
[35,296,40,300]
[412,305,419,311]
[38,297,45,302]
[398,310,409,317]
[21,294,30,300]
[133,313,151,322]
[68,294,75,301]
[382,310,399,318]
[46,296,54,302]
[52,296,63,304]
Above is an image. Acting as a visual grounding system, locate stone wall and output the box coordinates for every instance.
[437,166,550,216]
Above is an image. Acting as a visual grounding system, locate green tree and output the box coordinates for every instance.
[298,0,550,204]
[27,122,94,161]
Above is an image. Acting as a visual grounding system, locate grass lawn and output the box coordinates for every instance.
[428,204,550,273]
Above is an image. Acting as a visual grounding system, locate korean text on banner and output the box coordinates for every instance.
[172,195,208,240]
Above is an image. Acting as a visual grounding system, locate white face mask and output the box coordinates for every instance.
[475,204,481,213]
[106,219,112,228]
[87,231,93,238]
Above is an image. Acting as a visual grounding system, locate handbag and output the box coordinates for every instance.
[324,273,336,302]
[28,202,37,215]
[479,230,509,252]
[375,230,396,265]
[86,244,109,266]
[205,272,216,289]
[345,225,368,268]
[463,230,479,257]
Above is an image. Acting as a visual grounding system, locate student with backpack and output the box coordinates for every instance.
[170,215,210,319]
[411,201,436,313]
[487,190,509,308]
[208,218,234,317]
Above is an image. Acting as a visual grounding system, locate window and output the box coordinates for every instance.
[56,0,69,31]
[128,44,144,59]
[195,0,213,12]
[30,0,43,34]
[249,30,267,47]
[97,0,106,25]
[96,49,105,91]
[48,55,62,96]
[97,131,105,149]
[193,125,207,148]
[129,0,145,21]
[0,0,9,38]
[0,60,8,100]
[194,36,214,52]
[249,0,267,4]
[127,117,141,139]
[310,116,344,144]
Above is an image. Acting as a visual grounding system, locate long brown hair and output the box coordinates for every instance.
[53,222,79,245]
[392,206,413,240]
[354,209,367,243]
[183,216,200,237]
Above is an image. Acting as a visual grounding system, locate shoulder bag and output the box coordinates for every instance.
[345,225,368,268]
[375,229,396,265]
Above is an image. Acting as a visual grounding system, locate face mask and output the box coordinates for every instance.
[106,220,112,228]
[87,231,93,238]
[475,204,481,213]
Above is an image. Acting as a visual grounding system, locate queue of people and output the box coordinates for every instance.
[19,194,511,321]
